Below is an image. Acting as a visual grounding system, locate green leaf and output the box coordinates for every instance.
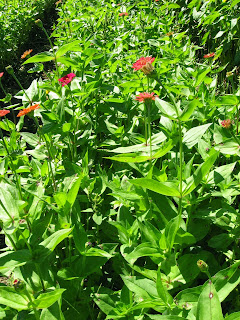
[215,95,239,105]
[0,250,32,272]
[147,316,187,320]
[165,216,180,250]
[0,287,29,311]
[213,261,240,302]
[194,67,211,86]
[225,312,240,320]
[156,267,173,306]
[175,286,202,310]
[183,123,212,148]
[180,99,202,121]
[40,228,73,252]
[196,281,223,320]
[23,52,55,64]
[183,151,218,196]
[35,289,65,309]
[215,140,240,156]
[206,162,236,185]
[40,301,65,320]
[130,179,181,197]
[155,98,178,120]
[56,40,81,58]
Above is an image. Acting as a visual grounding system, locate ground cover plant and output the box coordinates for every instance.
[0,0,240,319]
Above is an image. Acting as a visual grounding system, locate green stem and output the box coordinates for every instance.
[35,263,46,292]
[10,72,32,104]
[147,103,152,159]
[24,290,40,320]
[236,104,239,135]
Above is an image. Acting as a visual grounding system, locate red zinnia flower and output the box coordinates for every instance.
[135,92,158,103]
[221,119,231,129]
[204,52,215,59]
[119,12,128,16]
[132,56,155,71]
[0,72,4,78]
[0,110,10,117]
[17,104,40,117]
[58,73,76,86]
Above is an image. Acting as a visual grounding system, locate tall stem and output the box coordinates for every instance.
[147,103,152,159]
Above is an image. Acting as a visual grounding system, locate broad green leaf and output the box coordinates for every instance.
[147,316,186,319]
[180,99,202,121]
[175,286,203,309]
[231,0,240,7]
[194,68,211,86]
[225,312,240,320]
[21,132,39,147]
[213,261,240,302]
[165,216,180,250]
[0,287,29,311]
[215,95,239,105]
[196,281,223,320]
[40,228,73,252]
[208,233,233,250]
[157,267,173,306]
[206,162,236,185]
[56,40,81,57]
[183,151,218,196]
[155,98,178,120]
[106,153,151,163]
[40,301,65,320]
[35,289,65,309]
[121,243,164,265]
[121,276,158,299]
[23,52,55,64]
[183,123,212,148]
[0,250,32,272]
[130,179,181,197]
[214,31,225,39]
[215,140,240,156]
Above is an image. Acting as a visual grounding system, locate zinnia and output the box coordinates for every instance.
[119,12,128,16]
[0,72,3,78]
[132,56,155,71]
[21,49,33,59]
[0,110,10,117]
[204,52,215,59]
[58,73,76,86]
[135,92,158,103]
[17,104,40,117]
[221,119,231,129]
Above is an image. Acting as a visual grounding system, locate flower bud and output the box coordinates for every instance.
[35,19,43,28]
[5,65,14,75]
[141,62,155,76]
[13,279,26,292]
[197,260,209,273]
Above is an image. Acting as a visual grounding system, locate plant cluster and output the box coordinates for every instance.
[0,0,240,319]
[0,0,56,70]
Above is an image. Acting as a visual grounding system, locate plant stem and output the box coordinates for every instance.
[24,290,40,320]
[147,103,152,159]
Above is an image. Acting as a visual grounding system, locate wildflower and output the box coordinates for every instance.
[135,92,158,103]
[221,119,232,129]
[0,72,3,78]
[119,12,128,16]
[204,52,215,59]
[58,73,76,86]
[0,110,10,117]
[132,56,155,71]
[17,104,40,117]
[21,49,33,59]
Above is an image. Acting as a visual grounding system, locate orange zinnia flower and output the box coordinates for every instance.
[203,52,215,59]
[17,104,40,117]
[0,110,10,117]
[21,49,33,59]
[119,12,128,16]
[135,92,158,103]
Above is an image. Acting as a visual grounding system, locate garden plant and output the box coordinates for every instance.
[0,0,240,319]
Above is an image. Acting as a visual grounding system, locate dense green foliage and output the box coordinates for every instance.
[0,0,240,319]
[0,0,55,68]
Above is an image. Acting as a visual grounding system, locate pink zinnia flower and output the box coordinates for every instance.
[135,92,158,103]
[119,12,128,16]
[58,73,76,86]
[0,110,10,117]
[132,56,155,71]
[204,52,215,59]
[221,119,231,129]
[0,72,4,78]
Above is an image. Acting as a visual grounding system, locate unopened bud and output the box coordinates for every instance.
[35,19,43,28]
[197,260,209,273]
[13,279,26,291]
[5,65,14,75]
[141,62,155,76]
